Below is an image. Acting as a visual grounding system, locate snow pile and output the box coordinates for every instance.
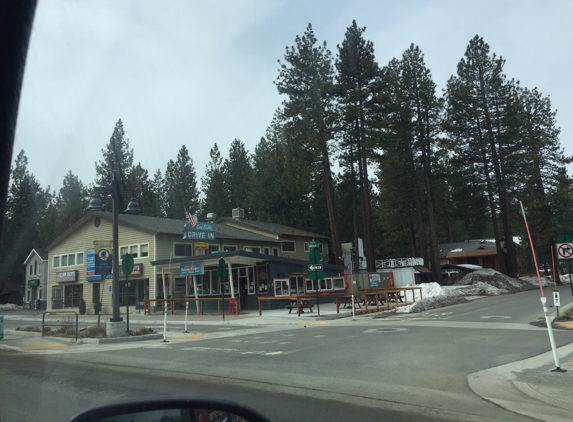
[458,281,508,296]
[0,303,22,311]
[396,282,467,314]
[454,268,525,292]
[520,276,554,288]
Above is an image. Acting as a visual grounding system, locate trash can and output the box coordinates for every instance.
[36,298,42,310]
[0,315,4,340]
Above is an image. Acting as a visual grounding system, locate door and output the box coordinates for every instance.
[239,279,248,309]
[52,286,63,309]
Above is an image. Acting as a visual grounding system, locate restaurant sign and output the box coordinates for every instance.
[119,263,143,277]
[28,279,40,287]
[56,270,78,283]
[180,262,204,276]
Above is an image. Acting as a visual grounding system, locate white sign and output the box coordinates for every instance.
[553,290,561,307]
[556,243,573,259]
[308,264,323,271]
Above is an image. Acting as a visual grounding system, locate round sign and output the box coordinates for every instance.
[557,243,573,259]
[121,253,135,275]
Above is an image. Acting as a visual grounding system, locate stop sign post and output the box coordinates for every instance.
[218,258,228,321]
[121,253,135,333]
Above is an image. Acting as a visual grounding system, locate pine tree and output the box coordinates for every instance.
[202,144,229,219]
[335,20,380,271]
[94,119,134,211]
[164,145,200,219]
[53,171,88,236]
[223,139,253,215]
[276,23,342,264]
[0,151,49,294]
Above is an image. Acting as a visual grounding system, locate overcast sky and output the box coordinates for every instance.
[13,0,573,194]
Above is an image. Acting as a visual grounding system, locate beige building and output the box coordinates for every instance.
[45,211,334,314]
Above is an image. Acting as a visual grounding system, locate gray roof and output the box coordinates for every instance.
[217,217,329,240]
[47,212,284,250]
[438,240,496,258]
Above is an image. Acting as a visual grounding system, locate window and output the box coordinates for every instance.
[304,242,323,253]
[120,244,149,259]
[274,279,289,296]
[244,246,260,253]
[263,247,270,255]
[281,241,295,252]
[209,245,219,254]
[34,260,37,274]
[52,252,85,268]
[174,243,192,257]
[223,245,237,252]
[29,264,33,275]
[273,248,279,256]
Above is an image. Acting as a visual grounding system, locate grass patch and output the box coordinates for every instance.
[556,308,573,321]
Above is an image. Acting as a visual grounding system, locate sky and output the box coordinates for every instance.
[13,0,573,194]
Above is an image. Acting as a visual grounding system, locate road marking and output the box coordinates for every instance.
[313,335,326,338]
[297,322,329,326]
[22,343,66,351]
[480,316,512,320]
[363,328,408,333]
[181,346,283,356]
[175,333,203,340]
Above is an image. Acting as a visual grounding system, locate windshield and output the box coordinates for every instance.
[1,1,573,422]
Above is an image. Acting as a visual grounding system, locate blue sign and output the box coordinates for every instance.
[183,220,215,240]
[86,248,102,281]
[94,240,113,276]
[180,262,204,276]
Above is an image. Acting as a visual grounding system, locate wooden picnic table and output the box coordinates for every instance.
[258,295,318,317]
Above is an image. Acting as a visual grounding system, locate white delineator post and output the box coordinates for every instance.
[520,201,564,372]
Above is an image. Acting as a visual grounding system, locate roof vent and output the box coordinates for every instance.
[232,208,245,220]
[206,212,216,222]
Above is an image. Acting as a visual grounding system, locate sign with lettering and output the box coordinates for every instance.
[94,240,113,275]
[180,262,204,276]
[184,231,215,240]
[56,270,78,283]
[119,263,143,277]
[195,242,209,250]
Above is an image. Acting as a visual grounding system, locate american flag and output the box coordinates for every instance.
[185,207,197,228]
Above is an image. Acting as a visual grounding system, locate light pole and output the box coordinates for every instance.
[87,172,140,323]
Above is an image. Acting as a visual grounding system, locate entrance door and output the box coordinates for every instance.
[52,286,63,309]
[239,279,248,309]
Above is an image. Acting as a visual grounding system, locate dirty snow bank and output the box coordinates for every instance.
[0,303,22,311]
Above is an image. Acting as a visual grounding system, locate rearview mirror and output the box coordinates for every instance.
[67,397,271,422]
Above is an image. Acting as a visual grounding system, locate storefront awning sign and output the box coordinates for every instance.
[56,271,78,283]
[28,279,40,287]
[120,263,143,277]
[180,262,203,276]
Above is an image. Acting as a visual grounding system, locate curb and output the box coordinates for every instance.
[468,342,573,422]
[79,333,164,344]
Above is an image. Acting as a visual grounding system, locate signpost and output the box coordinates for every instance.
[218,258,228,321]
[121,253,134,333]
[308,240,322,316]
[556,234,573,300]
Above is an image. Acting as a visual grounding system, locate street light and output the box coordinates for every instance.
[87,172,141,325]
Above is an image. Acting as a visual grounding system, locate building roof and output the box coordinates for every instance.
[46,212,314,250]
[438,240,497,258]
[446,248,498,259]
[24,248,48,264]
[216,217,329,240]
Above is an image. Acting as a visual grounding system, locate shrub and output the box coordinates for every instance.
[82,326,106,338]
[79,298,86,315]
[65,328,76,337]
[136,327,156,335]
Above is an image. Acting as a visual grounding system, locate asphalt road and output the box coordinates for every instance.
[1,287,572,422]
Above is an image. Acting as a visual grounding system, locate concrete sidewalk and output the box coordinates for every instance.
[469,300,573,422]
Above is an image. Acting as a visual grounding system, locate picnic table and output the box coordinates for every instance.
[285,298,314,314]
